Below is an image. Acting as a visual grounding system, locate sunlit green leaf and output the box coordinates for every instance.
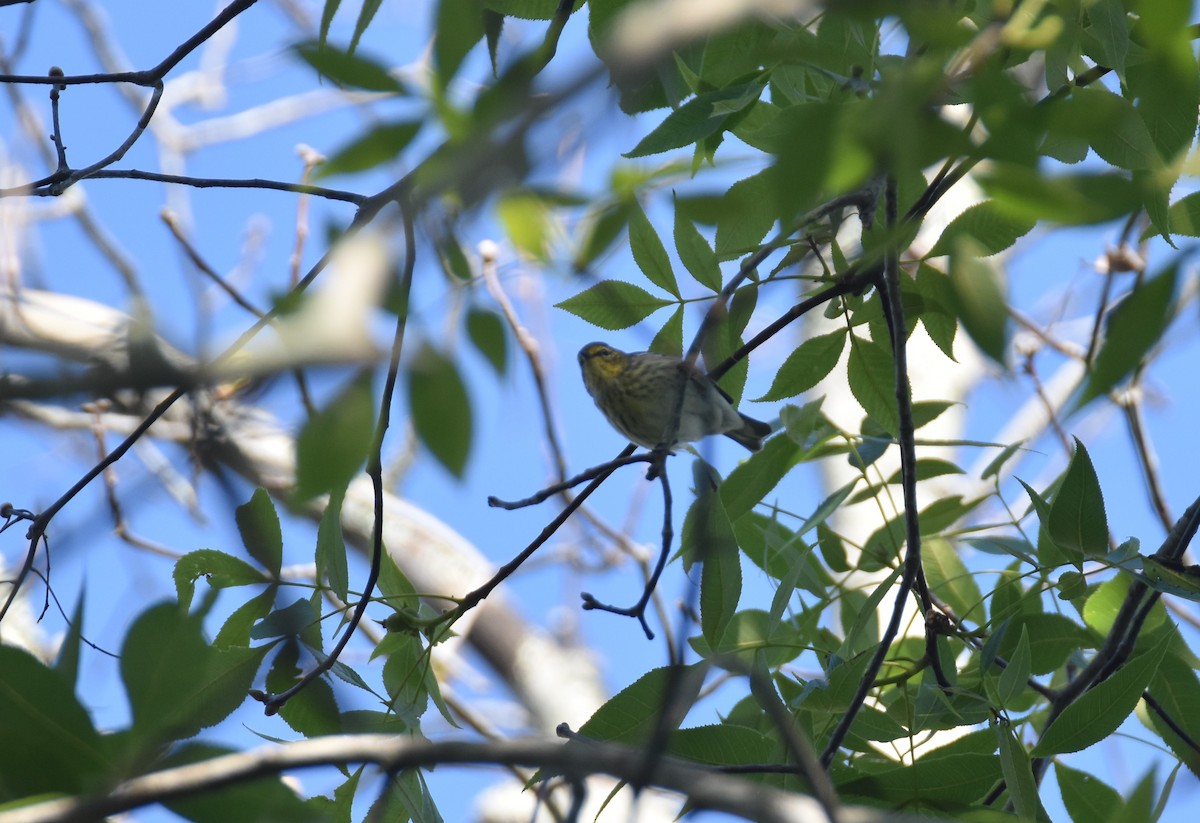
[924,538,983,622]
[754,331,846,402]
[1047,438,1109,562]
[554,280,673,329]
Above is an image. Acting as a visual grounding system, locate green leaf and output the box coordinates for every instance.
[554,279,672,329]
[294,41,405,92]
[949,238,1009,367]
[799,479,857,537]
[1056,762,1123,823]
[923,538,983,622]
[485,0,581,19]
[574,664,705,745]
[1083,575,1166,637]
[674,206,722,292]
[759,101,864,219]
[927,201,1036,259]
[846,334,897,436]
[1032,631,1170,756]
[1047,438,1109,562]
[574,201,632,269]
[734,513,830,598]
[497,190,553,261]
[997,626,1033,707]
[1140,553,1200,601]
[295,371,376,500]
[625,81,765,158]
[1072,263,1177,411]
[465,305,508,375]
[703,284,756,403]
[252,597,320,641]
[407,343,473,478]
[997,613,1089,675]
[995,719,1044,822]
[840,752,1000,806]
[883,458,964,484]
[318,120,421,178]
[434,0,484,87]
[1129,40,1200,166]
[123,603,267,744]
[839,567,902,658]
[0,646,107,801]
[648,305,684,357]
[1017,477,1076,569]
[236,488,283,577]
[629,202,679,297]
[1162,192,1200,237]
[268,641,342,737]
[1081,0,1128,77]
[349,0,384,54]
[982,441,1023,480]
[316,493,350,602]
[719,434,799,520]
[175,549,268,610]
[754,331,846,401]
[1147,653,1200,776]
[715,169,776,257]
[215,587,277,649]
[54,589,85,688]
[1065,87,1158,171]
[680,475,741,646]
[669,723,777,767]
[483,9,503,74]
[318,0,340,47]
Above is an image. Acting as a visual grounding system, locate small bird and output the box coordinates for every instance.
[578,342,772,452]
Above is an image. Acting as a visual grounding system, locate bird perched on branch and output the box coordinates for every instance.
[578,342,771,452]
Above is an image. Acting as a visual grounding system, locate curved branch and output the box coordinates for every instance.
[0,734,921,823]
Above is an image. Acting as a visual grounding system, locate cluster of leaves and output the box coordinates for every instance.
[535,0,1200,819]
[4,0,1200,821]
[1,482,451,820]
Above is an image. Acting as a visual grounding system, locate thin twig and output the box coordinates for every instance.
[258,198,418,714]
